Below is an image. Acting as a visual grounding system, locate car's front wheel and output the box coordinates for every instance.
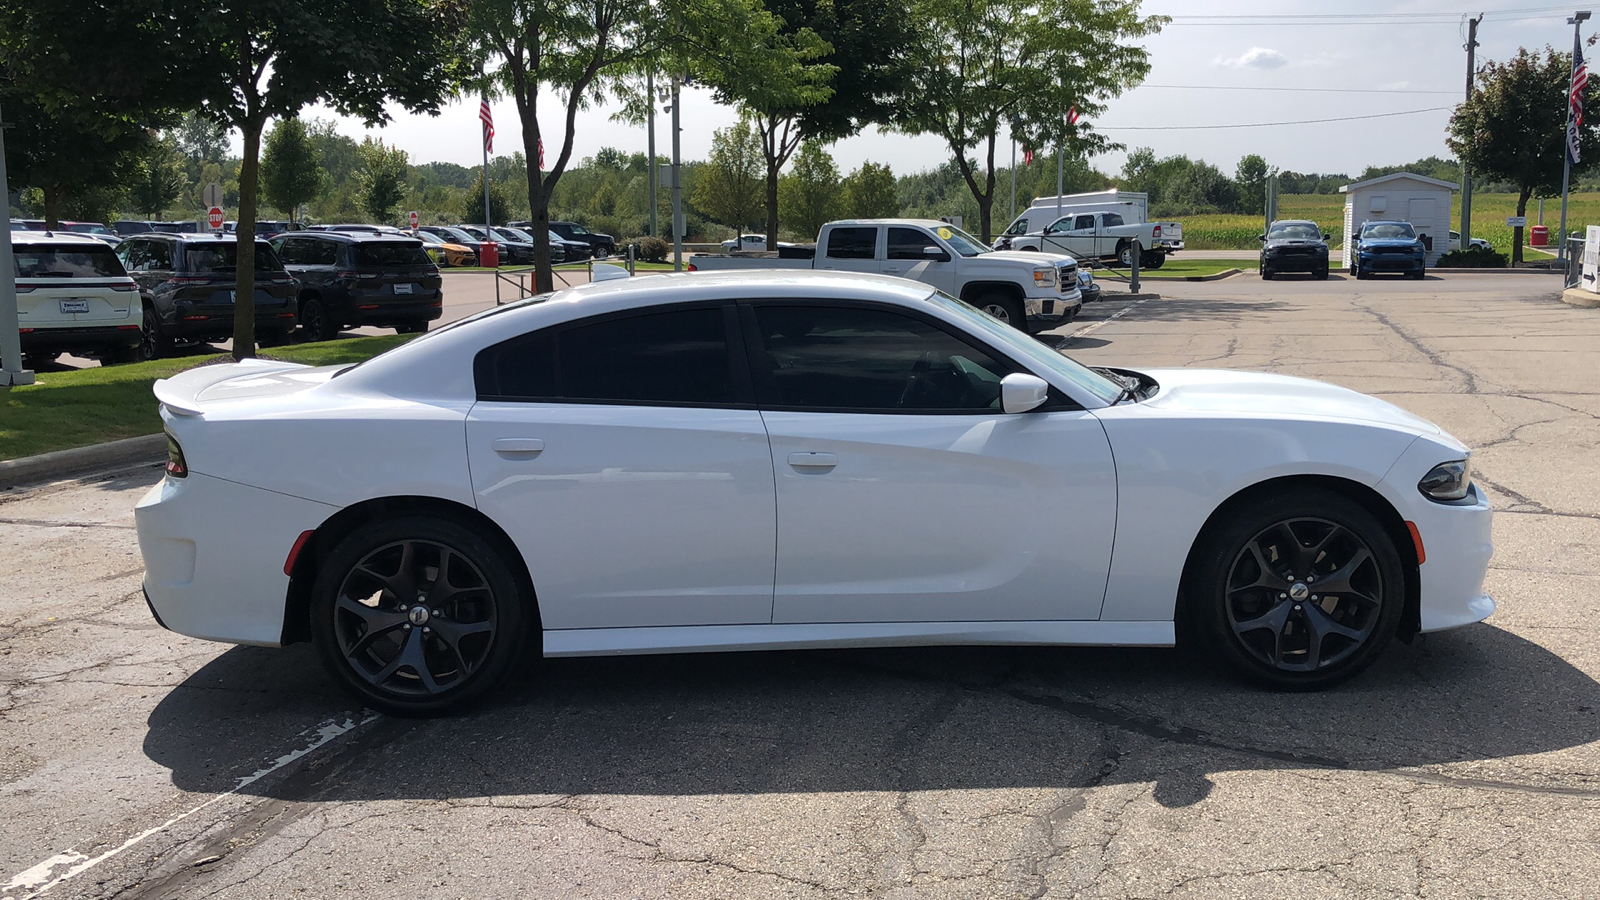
[974,293,1026,330]
[1188,490,1404,690]
[310,517,532,716]
[138,306,171,361]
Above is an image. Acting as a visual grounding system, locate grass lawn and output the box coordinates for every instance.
[1096,258,1257,279]
[443,261,677,275]
[0,335,414,462]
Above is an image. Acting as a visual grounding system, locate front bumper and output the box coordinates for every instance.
[1025,288,1083,327]
[1263,251,1328,273]
[20,324,142,353]
[1359,253,1425,273]
[1377,440,1495,633]
[136,471,338,646]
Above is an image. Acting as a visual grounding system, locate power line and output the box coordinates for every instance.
[1138,84,1458,95]
[1098,106,1451,130]
[1169,6,1571,20]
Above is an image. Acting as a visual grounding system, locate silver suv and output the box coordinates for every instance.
[9,231,141,365]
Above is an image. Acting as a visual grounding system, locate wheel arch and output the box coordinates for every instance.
[1174,474,1421,644]
[281,495,541,646]
[958,281,1026,304]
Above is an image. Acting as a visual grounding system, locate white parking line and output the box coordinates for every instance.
[1,713,377,900]
[1066,295,1153,342]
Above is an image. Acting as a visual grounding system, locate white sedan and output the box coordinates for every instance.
[136,271,1493,714]
[722,234,768,251]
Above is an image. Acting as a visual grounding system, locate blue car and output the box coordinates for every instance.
[1352,221,1426,280]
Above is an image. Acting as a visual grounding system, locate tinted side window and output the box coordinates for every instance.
[476,307,735,406]
[749,305,1011,413]
[1103,213,1124,227]
[1006,218,1029,236]
[308,240,340,265]
[825,227,877,260]
[118,241,149,272]
[147,241,173,270]
[886,228,935,260]
[1074,215,1096,230]
[276,239,305,265]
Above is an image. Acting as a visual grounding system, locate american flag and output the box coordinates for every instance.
[1067,105,1080,125]
[1571,47,1588,165]
[479,98,494,154]
[1023,145,1034,165]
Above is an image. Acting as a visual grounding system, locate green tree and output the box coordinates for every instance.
[779,141,842,236]
[842,161,898,218]
[692,119,765,231]
[1449,47,1600,262]
[131,137,188,218]
[260,117,323,220]
[174,112,230,170]
[1235,154,1270,217]
[894,0,1165,240]
[355,137,409,223]
[459,171,512,227]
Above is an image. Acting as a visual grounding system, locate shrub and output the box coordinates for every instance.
[1435,247,1508,268]
[629,235,670,262]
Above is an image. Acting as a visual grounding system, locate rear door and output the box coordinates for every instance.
[466,303,778,631]
[817,226,882,274]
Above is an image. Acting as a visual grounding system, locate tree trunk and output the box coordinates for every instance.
[528,166,553,294]
[765,159,780,247]
[232,120,262,361]
[42,187,60,230]
[1513,187,1530,265]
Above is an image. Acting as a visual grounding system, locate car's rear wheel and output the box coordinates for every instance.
[974,293,1026,331]
[311,517,531,716]
[1188,490,1404,690]
[1141,250,1165,269]
[300,297,338,342]
[395,321,429,335]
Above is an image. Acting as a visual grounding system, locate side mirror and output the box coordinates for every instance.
[923,246,951,262]
[1322,232,1331,241]
[1258,234,1267,242]
[1351,233,1361,245]
[1001,373,1050,414]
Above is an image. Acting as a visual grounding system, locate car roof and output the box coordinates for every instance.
[287,230,420,243]
[9,230,119,248]
[1269,220,1319,227]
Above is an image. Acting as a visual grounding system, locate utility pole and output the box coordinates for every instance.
[647,70,658,238]
[0,101,34,387]
[1560,10,1591,264]
[1009,137,1016,225]
[1460,14,1482,252]
[671,75,683,272]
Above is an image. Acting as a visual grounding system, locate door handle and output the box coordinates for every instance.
[788,451,837,469]
[492,438,545,456]
[883,266,902,274]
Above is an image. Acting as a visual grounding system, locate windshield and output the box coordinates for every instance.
[414,230,444,244]
[13,244,128,278]
[1362,223,1416,240]
[933,225,990,257]
[1268,223,1322,240]
[437,227,479,244]
[65,223,113,235]
[927,291,1122,404]
[500,228,538,242]
[353,242,433,267]
[456,226,489,240]
[183,241,284,273]
[1004,218,1029,236]
[490,228,528,243]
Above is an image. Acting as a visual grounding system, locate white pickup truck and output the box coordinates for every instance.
[689,219,1083,332]
[998,210,1183,269]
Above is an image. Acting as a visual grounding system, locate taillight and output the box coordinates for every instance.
[687,263,698,272]
[111,282,137,291]
[165,432,188,478]
[1152,225,1162,238]
[336,271,378,280]
[14,284,35,293]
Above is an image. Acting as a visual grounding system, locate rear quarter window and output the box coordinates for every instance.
[13,244,128,278]
[353,242,434,267]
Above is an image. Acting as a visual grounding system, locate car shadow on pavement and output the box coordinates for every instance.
[145,623,1600,808]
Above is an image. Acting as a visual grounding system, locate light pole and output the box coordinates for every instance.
[1558,9,1591,265]
[1,100,35,386]
[670,75,683,272]
[647,69,658,238]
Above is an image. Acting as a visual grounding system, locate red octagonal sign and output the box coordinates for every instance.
[208,207,224,230]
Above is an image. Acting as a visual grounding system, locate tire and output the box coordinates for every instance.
[310,516,532,716]
[395,321,429,335]
[1260,266,1273,281]
[102,343,141,365]
[1411,268,1426,280]
[299,296,339,342]
[1315,267,1330,280]
[138,306,171,361]
[1117,242,1133,266]
[974,292,1027,331]
[1187,489,1405,691]
[1353,262,1367,280]
[21,351,60,368]
[1141,250,1165,270]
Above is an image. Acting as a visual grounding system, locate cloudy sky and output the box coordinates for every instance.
[300,1,1580,179]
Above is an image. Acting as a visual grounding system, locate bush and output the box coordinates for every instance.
[628,235,670,262]
[1435,247,1508,268]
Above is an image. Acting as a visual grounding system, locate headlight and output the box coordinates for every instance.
[1418,459,1471,501]
[1032,268,1056,287]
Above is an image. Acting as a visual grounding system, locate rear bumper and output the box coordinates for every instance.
[340,296,444,326]
[20,325,142,353]
[136,471,338,646]
[169,312,298,341]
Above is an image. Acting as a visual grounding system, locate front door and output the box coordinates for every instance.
[882,226,957,294]
[743,302,1118,624]
[466,304,777,630]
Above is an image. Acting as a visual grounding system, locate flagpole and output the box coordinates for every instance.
[1559,11,1590,265]
[1009,136,1016,225]
[482,111,493,231]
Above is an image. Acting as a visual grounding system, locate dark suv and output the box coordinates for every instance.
[116,234,299,360]
[270,231,442,340]
[1257,220,1330,280]
[546,221,615,258]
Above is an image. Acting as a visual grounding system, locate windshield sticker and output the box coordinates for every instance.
[936,227,952,240]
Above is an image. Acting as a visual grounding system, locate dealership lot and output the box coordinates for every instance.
[4,271,1598,899]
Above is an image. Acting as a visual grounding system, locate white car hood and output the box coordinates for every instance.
[1135,368,1442,436]
[982,249,1077,266]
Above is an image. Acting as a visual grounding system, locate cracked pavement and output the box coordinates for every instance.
[3,271,1599,898]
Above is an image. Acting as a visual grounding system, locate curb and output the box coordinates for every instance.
[0,433,166,492]
[1144,268,1243,282]
[1431,267,1560,275]
[1562,287,1600,308]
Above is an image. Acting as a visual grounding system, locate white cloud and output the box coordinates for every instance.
[1215,47,1289,70]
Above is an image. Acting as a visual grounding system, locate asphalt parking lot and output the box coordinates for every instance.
[4,270,1598,899]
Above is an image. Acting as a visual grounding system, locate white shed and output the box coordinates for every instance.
[1339,173,1458,268]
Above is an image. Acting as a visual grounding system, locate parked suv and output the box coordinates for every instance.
[456,225,536,265]
[116,233,299,360]
[547,221,615,257]
[8,231,142,365]
[1257,220,1330,280]
[270,231,442,340]
[1351,221,1427,280]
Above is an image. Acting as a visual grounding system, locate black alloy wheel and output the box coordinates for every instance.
[1189,490,1404,690]
[311,517,530,715]
[138,306,171,361]
[300,297,339,342]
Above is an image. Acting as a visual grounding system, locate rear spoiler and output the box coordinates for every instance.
[153,358,308,417]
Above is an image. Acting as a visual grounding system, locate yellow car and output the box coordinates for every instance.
[412,229,477,267]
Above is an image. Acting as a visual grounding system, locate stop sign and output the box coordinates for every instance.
[207,207,224,230]
[408,210,419,229]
